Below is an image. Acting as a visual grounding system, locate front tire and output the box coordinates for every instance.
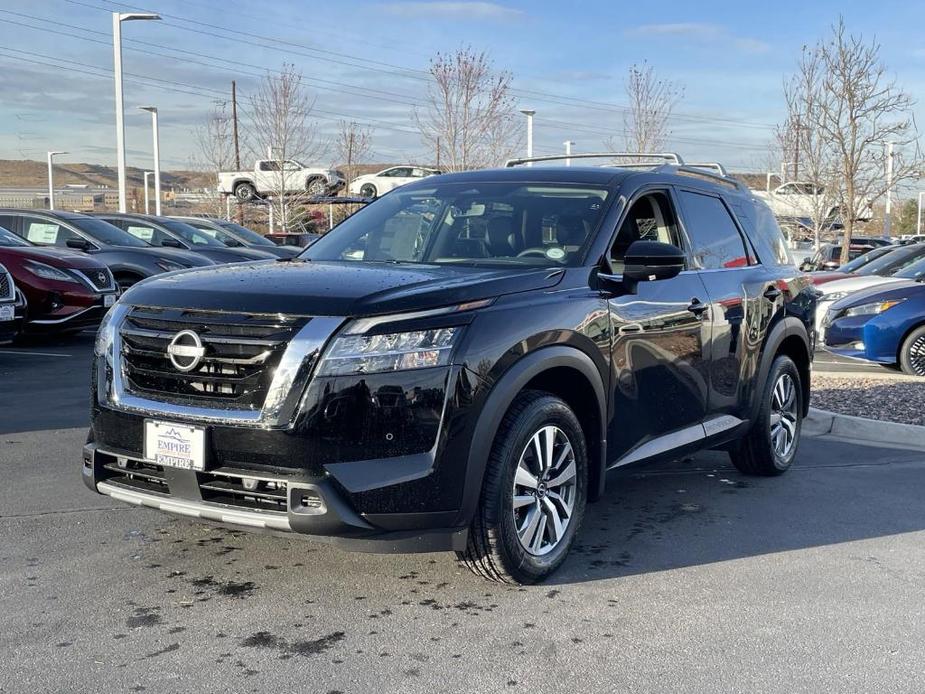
[898,325,925,376]
[359,183,378,199]
[729,355,803,475]
[457,390,587,584]
[306,177,327,197]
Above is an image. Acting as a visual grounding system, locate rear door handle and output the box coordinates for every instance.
[687,298,708,317]
[764,286,782,301]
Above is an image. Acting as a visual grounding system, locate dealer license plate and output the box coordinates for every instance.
[144,420,206,471]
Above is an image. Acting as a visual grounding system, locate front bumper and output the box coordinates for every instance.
[83,439,467,553]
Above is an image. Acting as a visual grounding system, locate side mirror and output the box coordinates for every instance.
[599,240,686,294]
[66,237,91,251]
[161,237,183,248]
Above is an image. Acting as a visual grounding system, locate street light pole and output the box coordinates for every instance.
[563,140,574,167]
[520,109,536,166]
[917,191,924,236]
[143,171,153,214]
[46,151,67,210]
[112,12,161,213]
[139,107,161,215]
[883,141,894,240]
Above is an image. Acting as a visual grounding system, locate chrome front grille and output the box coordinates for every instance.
[119,306,311,410]
[0,266,13,301]
[75,267,116,292]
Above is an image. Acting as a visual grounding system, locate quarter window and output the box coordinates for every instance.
[678,191,749,270]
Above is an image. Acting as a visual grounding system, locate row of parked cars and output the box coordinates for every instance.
[805,239,925,375]
[0,209,298,342]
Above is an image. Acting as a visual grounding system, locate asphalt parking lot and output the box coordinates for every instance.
[2,335,925,692]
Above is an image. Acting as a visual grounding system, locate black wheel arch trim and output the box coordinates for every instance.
[457,345,607,528]
[752,315,812,420]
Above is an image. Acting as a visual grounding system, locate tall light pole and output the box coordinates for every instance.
[917,190,925,236]
[113,12,161,213]
[143,171,154,214]
[883,140,894,240]
[139,106,161,215]
[46,151,67,210]
[520,109,535,166]
[563,140,574,167]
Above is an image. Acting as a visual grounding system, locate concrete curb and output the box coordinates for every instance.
[805,407,925,451]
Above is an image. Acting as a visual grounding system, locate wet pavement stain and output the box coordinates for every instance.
[126,607,163,629]
[240,630,346,659]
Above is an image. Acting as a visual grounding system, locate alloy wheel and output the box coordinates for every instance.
[769,373,798,458]
[907,335,925,376]
[511,425,577,556]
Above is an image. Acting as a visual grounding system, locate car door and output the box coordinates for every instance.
[676,188,761,424]
[379,167,412,194]
[605,188,712,465]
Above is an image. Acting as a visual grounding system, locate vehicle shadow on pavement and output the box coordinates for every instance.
[548,437,925,585]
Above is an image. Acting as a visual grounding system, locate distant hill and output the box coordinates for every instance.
[0,159,214,190]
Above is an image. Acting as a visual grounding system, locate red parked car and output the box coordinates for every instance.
[0,226,119,334]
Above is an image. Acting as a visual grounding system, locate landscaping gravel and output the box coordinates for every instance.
[811,372,925,426]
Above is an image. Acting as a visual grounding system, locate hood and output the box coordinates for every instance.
[123,260,565,317]
[0,246,108,270]
[818,275,902,298]
[102,245,214,267]
[830,280,922,311]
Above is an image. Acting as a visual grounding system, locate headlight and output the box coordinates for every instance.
[317,327,460,376]
[94,303,124,358]
[844,299,904,317]
[24,260,77,283]
[155,258,189,272]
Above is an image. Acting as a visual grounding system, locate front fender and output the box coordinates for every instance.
[455,345,607,527]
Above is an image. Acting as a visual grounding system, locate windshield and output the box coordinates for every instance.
[0,227,30,247]
[894,256,925,280]
[838,246,891,273]
[858,245,925,276]
[160,220,225,247]
[70,217,150,247]
[218,221,275,246]
[302,182,611,267]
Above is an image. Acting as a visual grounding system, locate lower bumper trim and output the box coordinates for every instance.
[97,480,292,531]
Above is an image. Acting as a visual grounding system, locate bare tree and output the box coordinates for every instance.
[779,49,843,250]
[188,102,235,216]
[794,19,921,264]
[415,47,520,171]
[245,63,324,231]
[606,61,683,153]
[334,120,373,190]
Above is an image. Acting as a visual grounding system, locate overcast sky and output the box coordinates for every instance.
[1,0,923,173]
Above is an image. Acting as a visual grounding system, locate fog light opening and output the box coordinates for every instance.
[242,477,260,491]
[295,489,327,515]
[851,341,865,350]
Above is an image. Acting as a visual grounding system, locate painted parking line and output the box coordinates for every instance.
[0,350,72,358]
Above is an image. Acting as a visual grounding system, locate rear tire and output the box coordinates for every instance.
[234,182,257,202]
[360,183,378,199]
[306,177,327,197]
[729,355,803,476]
[456,390,587,584]
[899,325,925,376]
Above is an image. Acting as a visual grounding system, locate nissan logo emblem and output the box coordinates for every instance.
[166,330,205,372]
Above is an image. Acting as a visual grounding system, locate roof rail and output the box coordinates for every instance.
[685,162,729,177]
[504,152,685,167]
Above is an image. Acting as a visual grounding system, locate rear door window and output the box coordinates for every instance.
[21,217,81,247]
[677,191,750,270]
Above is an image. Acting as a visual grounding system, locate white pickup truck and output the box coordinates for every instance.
[218,160,345,201]
[752,182,873,224]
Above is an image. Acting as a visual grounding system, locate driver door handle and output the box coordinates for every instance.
[687,298,709,317]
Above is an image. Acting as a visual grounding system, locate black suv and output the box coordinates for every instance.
[84,155,816,583]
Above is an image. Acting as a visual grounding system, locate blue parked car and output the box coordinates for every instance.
[824,280,925,375]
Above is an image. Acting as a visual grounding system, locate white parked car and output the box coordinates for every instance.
[218,160,345,202]
[348,166,442,198]
[753,182,873,223]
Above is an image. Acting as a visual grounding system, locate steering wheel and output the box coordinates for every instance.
[517,247,551,258]
[516,246,567,262]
